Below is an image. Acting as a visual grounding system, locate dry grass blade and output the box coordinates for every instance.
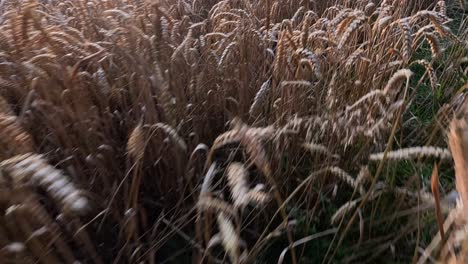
[277,228,338,264]
[431,164,445,241]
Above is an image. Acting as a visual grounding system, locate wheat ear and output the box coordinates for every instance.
[369,146,451,161]
[1,153,89,214]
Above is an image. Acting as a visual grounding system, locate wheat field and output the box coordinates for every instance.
[0,0,467,263]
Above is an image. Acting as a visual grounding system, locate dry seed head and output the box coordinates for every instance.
[149,68,176,126]
[0,153,89,214]
[356,166,370,186]
[209,122,274,154]
[217,212,241,264]
[197,196,235,217]
[383,69,412,95]
[415,60,438,90]
[94,67,110,96]
[152,123,187,153]
[3,242,26,253]
[207,234,222,249]
[398,19,412,61]
[423,33,441,59]
[280,80,313,91]
[300,12,315,47]
[415,10,450,24]
[345,48,364,68]
[218,41,237,66]
[335,15,355,37]
[331,191,383,224]
[376,16,392,31]
[226,162,250,208]
[364,2,376,16]
[428,17,461,44]
[392,186,434,204]
[328,166,365,195]
[246,185,270,206]
[291,6,305,26]
[378,60,404,75]
[330,9,353,29]
[207,122,275,180]
[331,200,358,224]
[26,53,57,65]
[302,143,339,159]
[273,31,287,79]
[280,19,293,34]
[436,1,447,15]
[338,13,366,49]
[249,79,271,117]
[0,114,34,158]
[346,90,386,112]
[369,146,452,161]
[102,9,131,20]
[127,123,145,161]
